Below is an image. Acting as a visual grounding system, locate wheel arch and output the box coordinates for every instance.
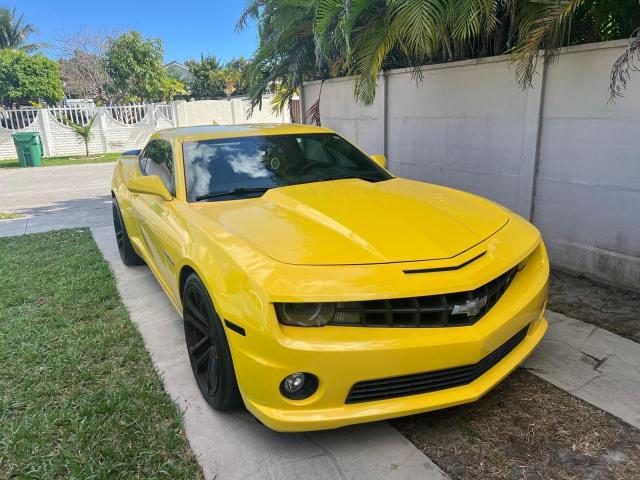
[178,264,198,306]
[177,261,226,311]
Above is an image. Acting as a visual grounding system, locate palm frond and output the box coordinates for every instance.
[0,7,37,51]
[510,0,584,89]
[350,11,400,104]
[62,114,97,157]
[609,27,640,102]
[236,0,268,32]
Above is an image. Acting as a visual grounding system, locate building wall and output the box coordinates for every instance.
[302,40,640,290]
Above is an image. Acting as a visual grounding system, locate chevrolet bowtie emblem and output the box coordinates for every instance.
[451,296,488,316]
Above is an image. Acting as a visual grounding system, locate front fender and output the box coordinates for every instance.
[111,155,143,239]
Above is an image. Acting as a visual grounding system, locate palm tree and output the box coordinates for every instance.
[315,0,494,104]
[0,7,37,53]
[240,0,640,109]
[65,114,97,158]
[237,0,319,112]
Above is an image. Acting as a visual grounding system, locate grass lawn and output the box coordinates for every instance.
[0,229,203,479]
[0,152,120,169]
[0,213,25,220]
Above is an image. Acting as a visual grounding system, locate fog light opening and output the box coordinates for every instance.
[280,372,318,400]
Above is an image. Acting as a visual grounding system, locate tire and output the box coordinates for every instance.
[183,273,242,410]
[112,197,144,266]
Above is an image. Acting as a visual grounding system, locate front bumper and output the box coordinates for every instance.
[226,221,549,432]
[243,315,546,432]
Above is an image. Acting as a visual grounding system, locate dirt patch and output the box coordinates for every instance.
[392,369,640,480]
[548,269,640,343]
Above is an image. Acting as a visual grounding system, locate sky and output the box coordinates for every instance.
[6,0,258,64]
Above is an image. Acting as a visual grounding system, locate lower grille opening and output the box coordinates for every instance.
[345,325,529,404]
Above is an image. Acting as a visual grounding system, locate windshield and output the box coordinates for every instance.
[182,133,392,202]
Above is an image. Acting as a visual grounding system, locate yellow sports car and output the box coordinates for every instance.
[111,124,548,432]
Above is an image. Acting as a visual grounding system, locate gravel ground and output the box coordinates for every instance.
[548,269,640,343]
[393,369,640,480]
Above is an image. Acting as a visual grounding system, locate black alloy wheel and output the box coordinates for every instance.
[112,198,144,266]
[183,273,241,410]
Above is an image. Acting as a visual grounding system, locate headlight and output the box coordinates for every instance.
[275,303,336,327]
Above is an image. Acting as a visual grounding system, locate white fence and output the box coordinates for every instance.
[302,39,640,290]
[0,97,289,160]
[0,103,175,159]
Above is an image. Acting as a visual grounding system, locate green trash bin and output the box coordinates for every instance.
[12,132,44,167]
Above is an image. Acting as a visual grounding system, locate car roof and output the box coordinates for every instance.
[152,123,333,143]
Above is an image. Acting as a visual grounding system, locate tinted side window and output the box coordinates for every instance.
[140,141,175,195]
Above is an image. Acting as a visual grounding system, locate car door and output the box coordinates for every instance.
[133,140,181,297]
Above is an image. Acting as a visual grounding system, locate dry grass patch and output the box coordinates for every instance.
[393,369,640,480]
[548,269,640,343]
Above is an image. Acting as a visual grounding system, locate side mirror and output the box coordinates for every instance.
[127,176,172,201]
[370,154,387,169]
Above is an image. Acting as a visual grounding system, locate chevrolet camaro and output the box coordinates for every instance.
[111,124,548,432]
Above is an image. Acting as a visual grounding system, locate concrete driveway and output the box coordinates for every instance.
[0,163,446,479]
[0,163,114,236]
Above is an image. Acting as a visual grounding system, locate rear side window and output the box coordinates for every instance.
[139,140,175,195]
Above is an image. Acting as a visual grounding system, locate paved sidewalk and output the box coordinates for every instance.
[525,311,640,429]
[92,225,447,480]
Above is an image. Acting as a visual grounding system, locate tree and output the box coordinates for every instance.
[237,0,320,112]
[240,0,640,108]
[105,31,184,102]
[186,55,250,100]
[0,50,64,106]
[0,7,37,52]
[57,30,114,103]
[160,76,188,101]
[65,114,97,158]
[186,55,226,99]
[220,67,241,100]
[226,57,250,96]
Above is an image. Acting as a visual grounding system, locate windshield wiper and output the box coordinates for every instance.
[195,187,271,202]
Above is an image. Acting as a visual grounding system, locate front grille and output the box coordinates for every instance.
[345,325,529,404]
[331,267,517,328]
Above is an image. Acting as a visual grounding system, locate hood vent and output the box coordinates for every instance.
[403,251,486,275]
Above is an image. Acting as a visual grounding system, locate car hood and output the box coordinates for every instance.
[191,178,509,266]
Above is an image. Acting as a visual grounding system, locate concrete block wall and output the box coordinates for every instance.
[533,42,640,288]
[174,95,290,127]
[302,40,640,290]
